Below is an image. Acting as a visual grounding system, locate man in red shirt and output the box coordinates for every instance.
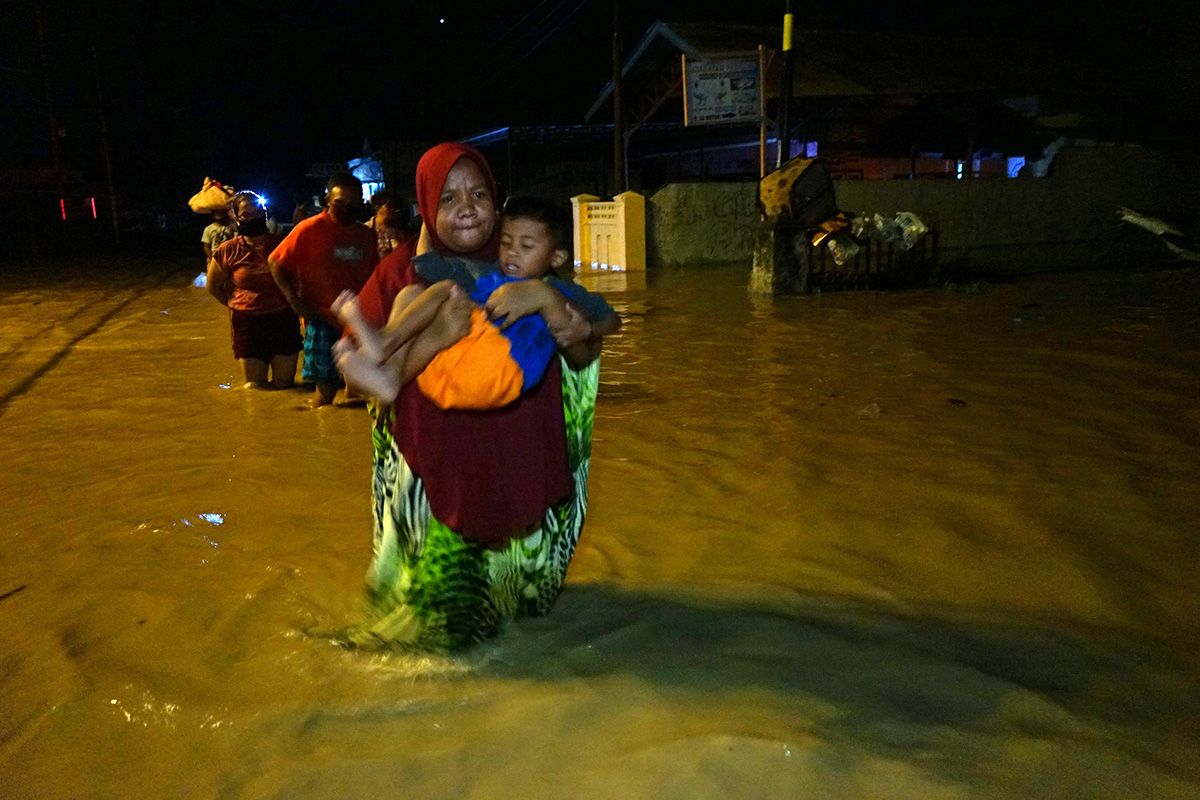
[270,172,379,407]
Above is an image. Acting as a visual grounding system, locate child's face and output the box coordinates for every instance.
[435,159,495,253]
[374,204,397,230]
[499,218,566,279]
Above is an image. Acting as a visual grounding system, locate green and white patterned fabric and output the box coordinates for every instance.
[339,357,599,652]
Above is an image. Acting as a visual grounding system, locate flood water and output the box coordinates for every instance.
[2,255,1198,799]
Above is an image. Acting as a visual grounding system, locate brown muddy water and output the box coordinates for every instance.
[1,256,1198,799]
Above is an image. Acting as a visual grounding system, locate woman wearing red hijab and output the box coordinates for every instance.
[340,142,602,651]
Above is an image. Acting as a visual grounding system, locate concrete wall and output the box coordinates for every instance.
[647,182,759,268]
[648,145,1197,271]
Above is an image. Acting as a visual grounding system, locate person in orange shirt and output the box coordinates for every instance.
[269,172,379,407]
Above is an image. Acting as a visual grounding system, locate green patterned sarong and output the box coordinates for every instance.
[340,357,599,652]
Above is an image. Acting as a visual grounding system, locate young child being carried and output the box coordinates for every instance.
[333,196,620,409]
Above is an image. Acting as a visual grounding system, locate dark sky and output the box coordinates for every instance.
[1,0,1191,209]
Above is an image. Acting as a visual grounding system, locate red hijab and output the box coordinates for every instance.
[354,142,571,545]
[414,142,500,258]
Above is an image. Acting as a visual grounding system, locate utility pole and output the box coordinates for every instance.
[31,0,64,257]
[33,2,64,181]
[611,0,625,192]
[775,0,796,167]
[91,45,120,244]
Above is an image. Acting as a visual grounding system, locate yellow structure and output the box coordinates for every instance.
[570,192,646,272]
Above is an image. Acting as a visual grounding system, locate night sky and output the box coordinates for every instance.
[1,0,1192,211]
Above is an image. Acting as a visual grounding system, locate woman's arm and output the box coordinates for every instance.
[206,258,232,305]
[550,302,619,345]
[552,304,611,367]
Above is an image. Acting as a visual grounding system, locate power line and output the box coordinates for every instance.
[478,0,589,77]
[511,0,589,65]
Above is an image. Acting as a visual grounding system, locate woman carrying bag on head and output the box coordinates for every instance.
[207,192,301,389]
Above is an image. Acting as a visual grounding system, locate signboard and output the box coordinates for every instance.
[682,55,761,126]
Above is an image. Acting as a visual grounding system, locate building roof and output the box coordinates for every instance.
[586,21,1129,122]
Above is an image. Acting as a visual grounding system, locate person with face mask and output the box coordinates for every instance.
[207,191,302,389]
[269,172,379,407]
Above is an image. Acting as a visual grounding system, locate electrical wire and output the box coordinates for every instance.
[478,0,589,77]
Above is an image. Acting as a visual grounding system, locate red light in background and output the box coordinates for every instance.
[59,198,66,221]
[90,197,97,219]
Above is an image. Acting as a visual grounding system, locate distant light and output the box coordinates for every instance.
[89,197,97,219]
[59,198,66,221]
[439,17,445,23]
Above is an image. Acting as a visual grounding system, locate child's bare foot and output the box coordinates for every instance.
[333,339,400,403]
[332,290,384,362]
